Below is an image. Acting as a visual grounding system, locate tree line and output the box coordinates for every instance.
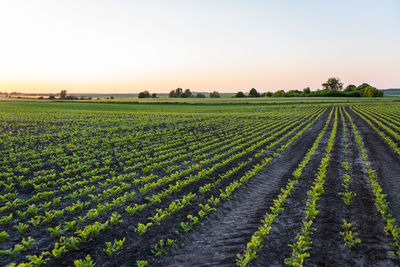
[47,77,382,100]
[234,77,383,98]
[138,88,220,98]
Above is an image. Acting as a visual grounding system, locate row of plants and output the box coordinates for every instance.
[344,107,400,259]
[351,106,400,156]
[284,107,338,266]
[338,107,360,249]
[235,108,334,266]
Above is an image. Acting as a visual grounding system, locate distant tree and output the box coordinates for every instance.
[196,93,206,98]
[183,89,192,98]
[357,83,371,95]
[273,90,286,97]
[60,90,67,99]
[322,77,343,91]
[209,91,220,98]
[363,86,383,97]
[344,84,357,92]
[138,90,151,98]
[38,96,43,99]
[265,92,273,97]
[169,88,183,98]
[235,91,246,98]
[49,95,55,99]
[287,90,302,97]
[151,93,157,98]
[168,90,177,98]
[248,88,260,97]
[110,96,114,99]
[303,87,311,94]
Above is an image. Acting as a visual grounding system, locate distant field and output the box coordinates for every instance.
[2,95,399,105]
[2,99,400,266]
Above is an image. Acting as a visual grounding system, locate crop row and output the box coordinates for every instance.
[338,107,360,249]
[284,107,338,266]
[344,107,400,258]
[236,107,334,266]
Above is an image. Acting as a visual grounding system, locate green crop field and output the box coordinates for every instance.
[2,99,400,266]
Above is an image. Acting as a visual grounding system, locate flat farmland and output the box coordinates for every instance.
[2,100,400,266]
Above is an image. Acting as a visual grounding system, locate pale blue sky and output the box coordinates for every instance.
[0,0,399,93]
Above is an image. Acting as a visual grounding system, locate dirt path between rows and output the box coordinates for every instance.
[158,109,330,266]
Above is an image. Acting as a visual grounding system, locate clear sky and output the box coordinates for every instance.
[0,0,399,93]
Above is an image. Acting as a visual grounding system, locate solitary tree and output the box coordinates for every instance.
[138,90,151,98]
[322,77,343,91]
[303,87,311,94]
[60,90,67,99]
[184,89,192,98]
[235,91,246,98]
[248,88,260,97]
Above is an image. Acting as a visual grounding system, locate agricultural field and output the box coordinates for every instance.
[2,100,400,266]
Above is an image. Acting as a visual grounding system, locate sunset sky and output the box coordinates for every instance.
[0,0,399,94]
